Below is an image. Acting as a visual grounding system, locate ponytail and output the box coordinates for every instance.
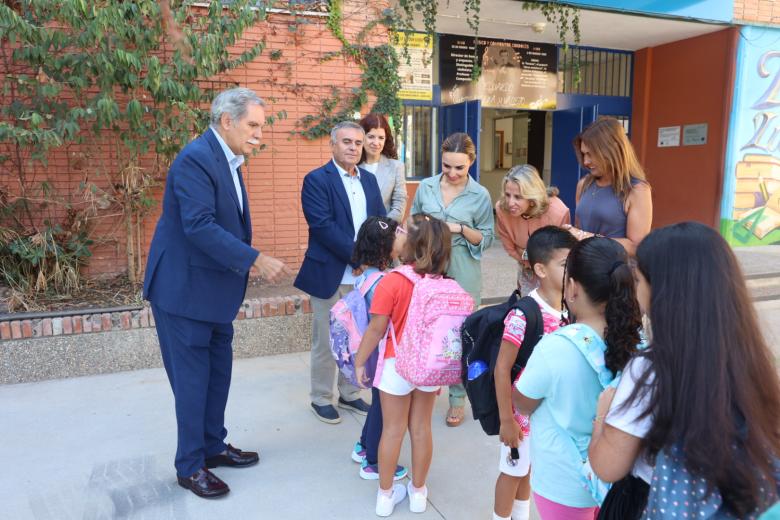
[604,261,642,373]
[565,238,643,374]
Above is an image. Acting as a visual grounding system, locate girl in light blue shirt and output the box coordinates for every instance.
[513,237,642,519]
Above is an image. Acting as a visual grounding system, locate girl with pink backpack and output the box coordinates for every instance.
[355,214,474,517]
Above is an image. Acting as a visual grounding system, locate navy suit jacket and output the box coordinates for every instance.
[294,161,386,300]
[143,128,259,324]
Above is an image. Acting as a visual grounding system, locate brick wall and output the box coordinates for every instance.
[735,0,780,24]
[1,1,389,279]
[150,1,391,274]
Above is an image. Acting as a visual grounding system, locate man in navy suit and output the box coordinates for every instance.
[294,121,387,424]
[144,88,290,498]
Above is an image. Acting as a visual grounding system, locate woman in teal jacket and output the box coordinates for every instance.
[411,132,494,426]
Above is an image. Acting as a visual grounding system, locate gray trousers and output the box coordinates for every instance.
[309,284,362,406]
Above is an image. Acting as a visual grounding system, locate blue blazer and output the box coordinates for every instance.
[143,128,259,324]
[294,161,386,300]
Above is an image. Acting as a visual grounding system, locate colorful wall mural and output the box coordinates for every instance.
[721,25,780,246]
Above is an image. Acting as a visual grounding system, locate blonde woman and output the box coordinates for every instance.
[495,165,570,295]
[568,117,652,256]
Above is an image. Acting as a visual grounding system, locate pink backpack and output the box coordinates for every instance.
[390,265,475,386]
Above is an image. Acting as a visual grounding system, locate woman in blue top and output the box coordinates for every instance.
[411,132,495,427]
[567,117,652,257]
[512,237,642,519]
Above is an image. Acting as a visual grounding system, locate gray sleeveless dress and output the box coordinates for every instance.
[575,178,641,238]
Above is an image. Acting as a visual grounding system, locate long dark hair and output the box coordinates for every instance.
[351,216,398,270]
[358,113,397,162]
[633,222,780,516]
[562,237,642,374]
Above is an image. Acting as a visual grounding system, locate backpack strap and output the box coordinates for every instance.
[550,324,614,389]
[391,264,422,284]
[358,270,385,297]
[547,324,615,505]
[512,296,544,370]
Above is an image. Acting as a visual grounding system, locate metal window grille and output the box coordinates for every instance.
[558,47,632,97]
[219,0,329,12]
[399,105,437,179]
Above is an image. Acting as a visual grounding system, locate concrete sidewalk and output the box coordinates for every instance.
[2,245,779,520]
[1,352,538,520]
[3,296,779,520]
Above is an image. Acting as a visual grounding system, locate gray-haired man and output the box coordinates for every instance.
[144,87,290,498]
[294,121,387,423]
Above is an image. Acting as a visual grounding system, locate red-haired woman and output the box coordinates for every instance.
[359,113,407,222]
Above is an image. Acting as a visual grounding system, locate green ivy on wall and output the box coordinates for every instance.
[295,0,582,140]
[294,0,401,139]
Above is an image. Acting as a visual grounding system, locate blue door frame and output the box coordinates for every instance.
[551,92,633,218]
[438,100,482,180]
[400,38,633,200]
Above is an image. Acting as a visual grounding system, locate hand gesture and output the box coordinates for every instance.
[596,386,617,423]
[355,364,369,389]
[252,254,292,283]
[499,417,522,448]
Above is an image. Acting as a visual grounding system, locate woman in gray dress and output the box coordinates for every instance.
[567,117,652,256]
[358,113,407,222]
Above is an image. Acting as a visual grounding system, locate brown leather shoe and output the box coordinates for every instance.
[205,444,259,469]
[177,468,230,499]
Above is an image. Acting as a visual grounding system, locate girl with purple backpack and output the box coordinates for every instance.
[346,216,409,482]
[355,214,465,517]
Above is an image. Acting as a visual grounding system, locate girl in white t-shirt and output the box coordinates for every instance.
[588,222,780,519]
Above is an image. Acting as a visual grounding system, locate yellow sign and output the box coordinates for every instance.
[393,32,433,101]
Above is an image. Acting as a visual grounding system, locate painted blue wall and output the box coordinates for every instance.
[721,25,780,246]
[562,0,732,23]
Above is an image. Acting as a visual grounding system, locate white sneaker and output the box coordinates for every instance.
[407,481,428,513]
[375,484,407,517]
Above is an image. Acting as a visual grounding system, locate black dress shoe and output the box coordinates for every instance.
[205,444,259,468]
[177,468,230,499]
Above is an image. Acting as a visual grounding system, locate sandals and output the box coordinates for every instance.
[445,406,465,427]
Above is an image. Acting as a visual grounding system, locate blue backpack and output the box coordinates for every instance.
[642,444,780,519]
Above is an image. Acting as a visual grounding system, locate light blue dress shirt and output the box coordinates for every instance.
[333,159,367,285]
[210,126,245,213]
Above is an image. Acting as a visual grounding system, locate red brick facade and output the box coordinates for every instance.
[734,0,780,24]
[1,1,390,279]
[142,1,391,275]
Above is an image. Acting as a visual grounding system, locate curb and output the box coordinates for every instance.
[0,295,312,341]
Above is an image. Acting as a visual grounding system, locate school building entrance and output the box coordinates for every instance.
[397,0,735,227]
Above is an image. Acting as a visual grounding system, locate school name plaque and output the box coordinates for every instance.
[439,34,558,110]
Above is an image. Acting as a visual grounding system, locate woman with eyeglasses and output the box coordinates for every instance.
[495,164,570,296]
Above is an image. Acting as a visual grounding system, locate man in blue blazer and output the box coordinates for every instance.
[144,88,290,499]
[294,121,386,424]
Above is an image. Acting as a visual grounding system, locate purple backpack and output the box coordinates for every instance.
[329,271,384,387]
